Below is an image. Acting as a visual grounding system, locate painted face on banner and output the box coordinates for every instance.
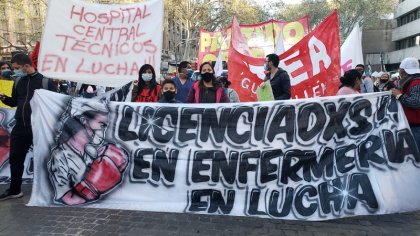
[84,113,108,146]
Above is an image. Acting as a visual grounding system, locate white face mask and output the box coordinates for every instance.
[142,73,153,82]
[91,129,105,145]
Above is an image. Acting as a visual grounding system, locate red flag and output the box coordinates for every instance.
[229,11,340,102]
[229,17,265,102]
[228,46,265,102]
[31,41,41,70]
[231,17,252,56]
[279,11,341,98]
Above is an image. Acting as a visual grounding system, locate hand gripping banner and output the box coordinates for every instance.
[28,90,420,221]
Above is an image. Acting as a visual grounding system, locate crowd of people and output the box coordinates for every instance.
[336,58,420,151]
[0,51,418,201]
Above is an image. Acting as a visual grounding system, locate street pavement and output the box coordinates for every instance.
[0,185,420,236]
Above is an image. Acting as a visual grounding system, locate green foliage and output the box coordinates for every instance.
[277,0,398,39]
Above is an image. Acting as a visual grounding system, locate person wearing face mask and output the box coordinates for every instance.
[0,53,57,200]
[336,69,363,95]
[264,54,291,100]
[159,79,179,103]
[172,61,194,103]
[377,72,395,91]
[186,62,229,103]
[0,61,14,108]
[131,64,161,102]
[48,100,128,205]
[218,76,240,103]
[392,57,420,150]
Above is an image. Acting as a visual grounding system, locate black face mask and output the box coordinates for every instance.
[163,91,176,101]
[380,79,389,83]
[201,72,213,83]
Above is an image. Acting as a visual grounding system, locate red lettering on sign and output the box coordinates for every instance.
[41,54,68,73]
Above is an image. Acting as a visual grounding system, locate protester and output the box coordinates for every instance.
[392,57,420,149]
[131,64,161,102]
[58,80,70,95]
[371,71,380,87]
[0,61,14,108]
[336,69,362,95]
[159,79,179,103]
[173,61,194,103]
[0,53,57,200]
[79,84,97,98]
[377,72,395,91]
[356,64,374,93]
[391,73,400,88]
[186,62,229,103]
[264,53,291,100]
[218,76,240,102]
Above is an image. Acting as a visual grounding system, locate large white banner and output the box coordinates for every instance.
[340,23,364,74]
[28,90,420,221]
[0,84,132,183]
[38,0,163,87]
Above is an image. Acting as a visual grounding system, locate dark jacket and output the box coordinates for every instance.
[186,81,229,103]
[264,68,291,100]
[3,72,56,127]
[401,75,420,125]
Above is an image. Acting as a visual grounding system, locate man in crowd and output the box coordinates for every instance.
[0,53,57,200]
[392,57,420,150]
[173,61,194,103]
[356,64,375,93]
[264,54,291,100]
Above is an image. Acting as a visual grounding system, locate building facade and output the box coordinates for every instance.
[365,0,420,71]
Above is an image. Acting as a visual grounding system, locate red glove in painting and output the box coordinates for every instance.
[75,144,128,201]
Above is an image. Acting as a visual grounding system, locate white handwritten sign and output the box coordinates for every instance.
[38,0,163,87]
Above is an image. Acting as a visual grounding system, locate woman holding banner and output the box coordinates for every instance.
[336,69,363,96]
[132,64,161,102]
[186,62,229,103]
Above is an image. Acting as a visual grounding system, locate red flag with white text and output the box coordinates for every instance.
[280,10,341,98]
[229,11,340,101]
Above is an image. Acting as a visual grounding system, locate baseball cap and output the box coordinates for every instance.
[399,57,420,75]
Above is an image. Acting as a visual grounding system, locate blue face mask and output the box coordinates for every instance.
[264,63,270,71]
[1,69,13,79]
[187,69,193,79]
[142,73,153,82]
[12,69,26,78]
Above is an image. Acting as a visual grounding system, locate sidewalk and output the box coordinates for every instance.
[1,185,420,236]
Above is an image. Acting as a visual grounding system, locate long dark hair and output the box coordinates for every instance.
[0,61,12,70]
[339,69,362,89]
[198,62,220,89]
[137,64,158,95]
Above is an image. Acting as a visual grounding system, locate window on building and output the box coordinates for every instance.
[402,16,407,25]
[416,36,420,46]
[2,33,9,46]
[409,13,415,22]
[16,33,26,44]
[0,3,6,18]
[17,18,25,32]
